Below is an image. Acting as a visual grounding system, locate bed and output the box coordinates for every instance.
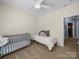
[32,35,57,51]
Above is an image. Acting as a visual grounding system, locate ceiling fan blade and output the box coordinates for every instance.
[38,0,44,4]
[33,0,50,9]
[40,5,50,8]
[34,0,38,3]
[34,0,44,4]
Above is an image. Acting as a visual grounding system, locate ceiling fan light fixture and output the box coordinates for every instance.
[33,0,50,9]
[35,5,40,9]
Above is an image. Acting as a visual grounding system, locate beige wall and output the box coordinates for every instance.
[0,5,38,35]
[38,2,79,47]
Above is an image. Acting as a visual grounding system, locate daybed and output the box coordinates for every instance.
[32,35,57,51]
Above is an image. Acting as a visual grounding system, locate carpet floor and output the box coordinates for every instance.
[1,38,79,59]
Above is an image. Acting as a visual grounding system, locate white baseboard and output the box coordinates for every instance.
[57,42,64,47]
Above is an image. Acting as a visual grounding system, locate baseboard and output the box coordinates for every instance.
[57,43,64,47]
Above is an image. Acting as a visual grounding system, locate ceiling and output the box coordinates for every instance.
[0,0,79,16]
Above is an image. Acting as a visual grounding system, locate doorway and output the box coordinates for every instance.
[68,23,73,38]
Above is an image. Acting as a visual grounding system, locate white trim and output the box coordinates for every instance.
[76,22,79,38]
[67,20,68,38]
[72,22,75,38]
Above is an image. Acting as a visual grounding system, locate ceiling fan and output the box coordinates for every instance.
[33,0,50,9]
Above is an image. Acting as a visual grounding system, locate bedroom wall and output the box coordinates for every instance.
[38,2,79,47]
[0,5,38,35]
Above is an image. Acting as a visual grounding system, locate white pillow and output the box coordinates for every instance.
[0,37,9,47]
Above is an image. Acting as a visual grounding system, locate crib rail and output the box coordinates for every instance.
[0,37,13,57]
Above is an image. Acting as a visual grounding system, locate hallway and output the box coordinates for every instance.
[64,38,79,59]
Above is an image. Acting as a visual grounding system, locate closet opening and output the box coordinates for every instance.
[68,23,73,38]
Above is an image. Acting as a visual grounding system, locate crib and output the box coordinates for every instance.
[0,33,31,57]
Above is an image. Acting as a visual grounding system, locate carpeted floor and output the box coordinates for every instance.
[1,38,78,59]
